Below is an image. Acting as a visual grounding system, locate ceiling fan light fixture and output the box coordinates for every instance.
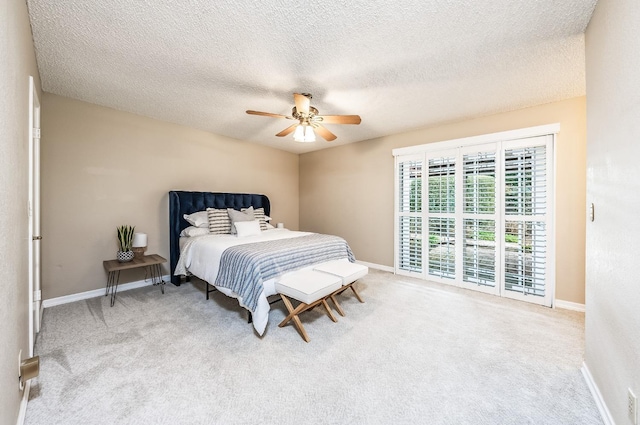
[304,126,316,142]
[293,125,305,142]
[293,124,315,143]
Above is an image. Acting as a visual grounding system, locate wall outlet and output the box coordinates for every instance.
[629,388,638,424]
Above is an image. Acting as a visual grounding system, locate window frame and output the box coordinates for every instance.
[393,124,558,307]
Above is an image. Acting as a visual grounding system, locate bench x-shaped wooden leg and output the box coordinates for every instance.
[329,282,365,317]
[278,294,337,342]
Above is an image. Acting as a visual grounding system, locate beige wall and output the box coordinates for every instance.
[0,0,42,423]
[41,94,299,300]
[300,97,587,304]
[585,0,640,423]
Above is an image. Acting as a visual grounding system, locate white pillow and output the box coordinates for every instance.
[183,211,209,228]
[180,226,210,237]
[234,220,262,237]
[265,222,275,230]
[265,215,272,222]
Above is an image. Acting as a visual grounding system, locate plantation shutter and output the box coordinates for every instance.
[393,126,555,307]
[503,139,549,298]
[427,155,456,280]
[462,149,497,287]
[396,155,423,273]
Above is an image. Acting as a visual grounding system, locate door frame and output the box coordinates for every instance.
[28,75,41,356]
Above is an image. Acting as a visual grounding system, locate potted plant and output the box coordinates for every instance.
[116,225,136,262]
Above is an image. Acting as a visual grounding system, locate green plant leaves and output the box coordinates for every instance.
[116,225,135,251]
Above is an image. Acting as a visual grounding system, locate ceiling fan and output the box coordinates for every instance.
[246,93,361,142]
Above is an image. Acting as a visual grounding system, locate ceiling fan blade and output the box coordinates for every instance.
[315,115,362,125]
[313,125,337,142]
[276,123,298,137]
[294,93,310,115]
[246,110,289,119]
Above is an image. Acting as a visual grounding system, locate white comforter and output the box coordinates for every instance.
[174,229,313,335]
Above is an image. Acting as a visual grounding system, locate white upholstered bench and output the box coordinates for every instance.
[275,269,342,342]
[313,260,368,316]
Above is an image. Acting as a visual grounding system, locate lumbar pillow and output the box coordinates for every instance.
[234,220,262,237]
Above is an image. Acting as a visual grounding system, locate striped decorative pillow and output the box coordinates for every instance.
[206,208,232,235]
[252,207,269,231]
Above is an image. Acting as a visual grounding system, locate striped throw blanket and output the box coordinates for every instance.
[214,234,355,312]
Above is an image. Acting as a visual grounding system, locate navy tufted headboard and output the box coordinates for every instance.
[169,191,271,285]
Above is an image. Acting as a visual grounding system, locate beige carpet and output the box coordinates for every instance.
[25,270,602,424]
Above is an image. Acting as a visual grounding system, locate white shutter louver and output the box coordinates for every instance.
[398,216,422,272]
[504,221,546,296]
[428,157,456,279]
[463,218,496,285]
[428,157,455,214]
[428,217,455,279]
[397,159,423,273]
[463,152,497,286]
[463,152,496,215]
[503,145,547,297]
[504,146,546,216]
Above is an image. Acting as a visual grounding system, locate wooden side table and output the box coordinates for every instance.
[103,254,167,307]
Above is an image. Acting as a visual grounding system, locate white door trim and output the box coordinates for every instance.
[28,76,41,356]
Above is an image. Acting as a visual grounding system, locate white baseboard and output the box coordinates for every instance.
[16,381,30,425]
[581,362,615,425]
[554,299,586,312]
[356,260,394,273]
[41,263,388,308]
[42,275,170,308]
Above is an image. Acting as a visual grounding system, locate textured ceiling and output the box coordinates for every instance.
[27,0,597,154]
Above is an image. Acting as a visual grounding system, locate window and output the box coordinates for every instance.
[394,126,556,307]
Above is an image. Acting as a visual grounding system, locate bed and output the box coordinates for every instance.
[169,191,355,335]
